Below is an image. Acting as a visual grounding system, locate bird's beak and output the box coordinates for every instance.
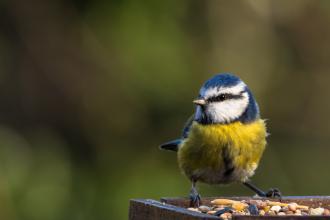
[193,99,207,106]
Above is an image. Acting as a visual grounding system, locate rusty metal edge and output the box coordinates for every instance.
[161,196,330,202]
[130,198,330,220]
[159,196,330,219]
[161,196,330,207]
[129,199,219,219]
[232,216,330,220]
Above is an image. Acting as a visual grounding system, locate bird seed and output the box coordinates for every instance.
[186,198,330,219]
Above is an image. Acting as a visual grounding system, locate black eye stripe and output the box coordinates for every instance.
[207,93,244,102]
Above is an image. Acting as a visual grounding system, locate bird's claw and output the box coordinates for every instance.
[243,182,282,200]
[265,188,282,199]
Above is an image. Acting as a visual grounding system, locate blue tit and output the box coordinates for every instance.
[160,73,281,207]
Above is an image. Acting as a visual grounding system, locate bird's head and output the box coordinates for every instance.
[194,73,259,124]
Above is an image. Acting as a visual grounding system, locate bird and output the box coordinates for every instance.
[160,73,281,207]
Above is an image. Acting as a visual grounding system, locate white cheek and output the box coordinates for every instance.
[207,96,249,123]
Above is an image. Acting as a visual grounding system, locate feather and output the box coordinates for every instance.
[159,139,182,152]
[182,114,194,138]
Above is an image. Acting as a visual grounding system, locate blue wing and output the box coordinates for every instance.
[159,115,194,152]
[182,114,194,138]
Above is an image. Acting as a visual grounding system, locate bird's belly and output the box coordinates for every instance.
[177,120,267,184]
[185,164,258,184]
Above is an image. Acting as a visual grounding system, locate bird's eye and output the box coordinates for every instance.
[218,94,226,101]
[208,94,228,102]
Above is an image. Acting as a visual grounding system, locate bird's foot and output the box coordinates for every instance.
[243,182,282,200]
[264,188,282,199]
[189,187,201,207]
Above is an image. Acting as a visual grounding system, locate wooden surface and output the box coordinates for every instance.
[129,196,330,220]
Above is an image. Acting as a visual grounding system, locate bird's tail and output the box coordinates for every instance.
[159,139,182,152]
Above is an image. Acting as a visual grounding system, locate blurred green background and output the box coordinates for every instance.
[1,0,330,219]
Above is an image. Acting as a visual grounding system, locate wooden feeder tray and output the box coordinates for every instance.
[129,196,330,219]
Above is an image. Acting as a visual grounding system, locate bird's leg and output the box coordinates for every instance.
[189,180,201,207]
[243,181,282,199]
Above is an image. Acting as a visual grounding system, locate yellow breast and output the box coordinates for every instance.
[177,119,267,184]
